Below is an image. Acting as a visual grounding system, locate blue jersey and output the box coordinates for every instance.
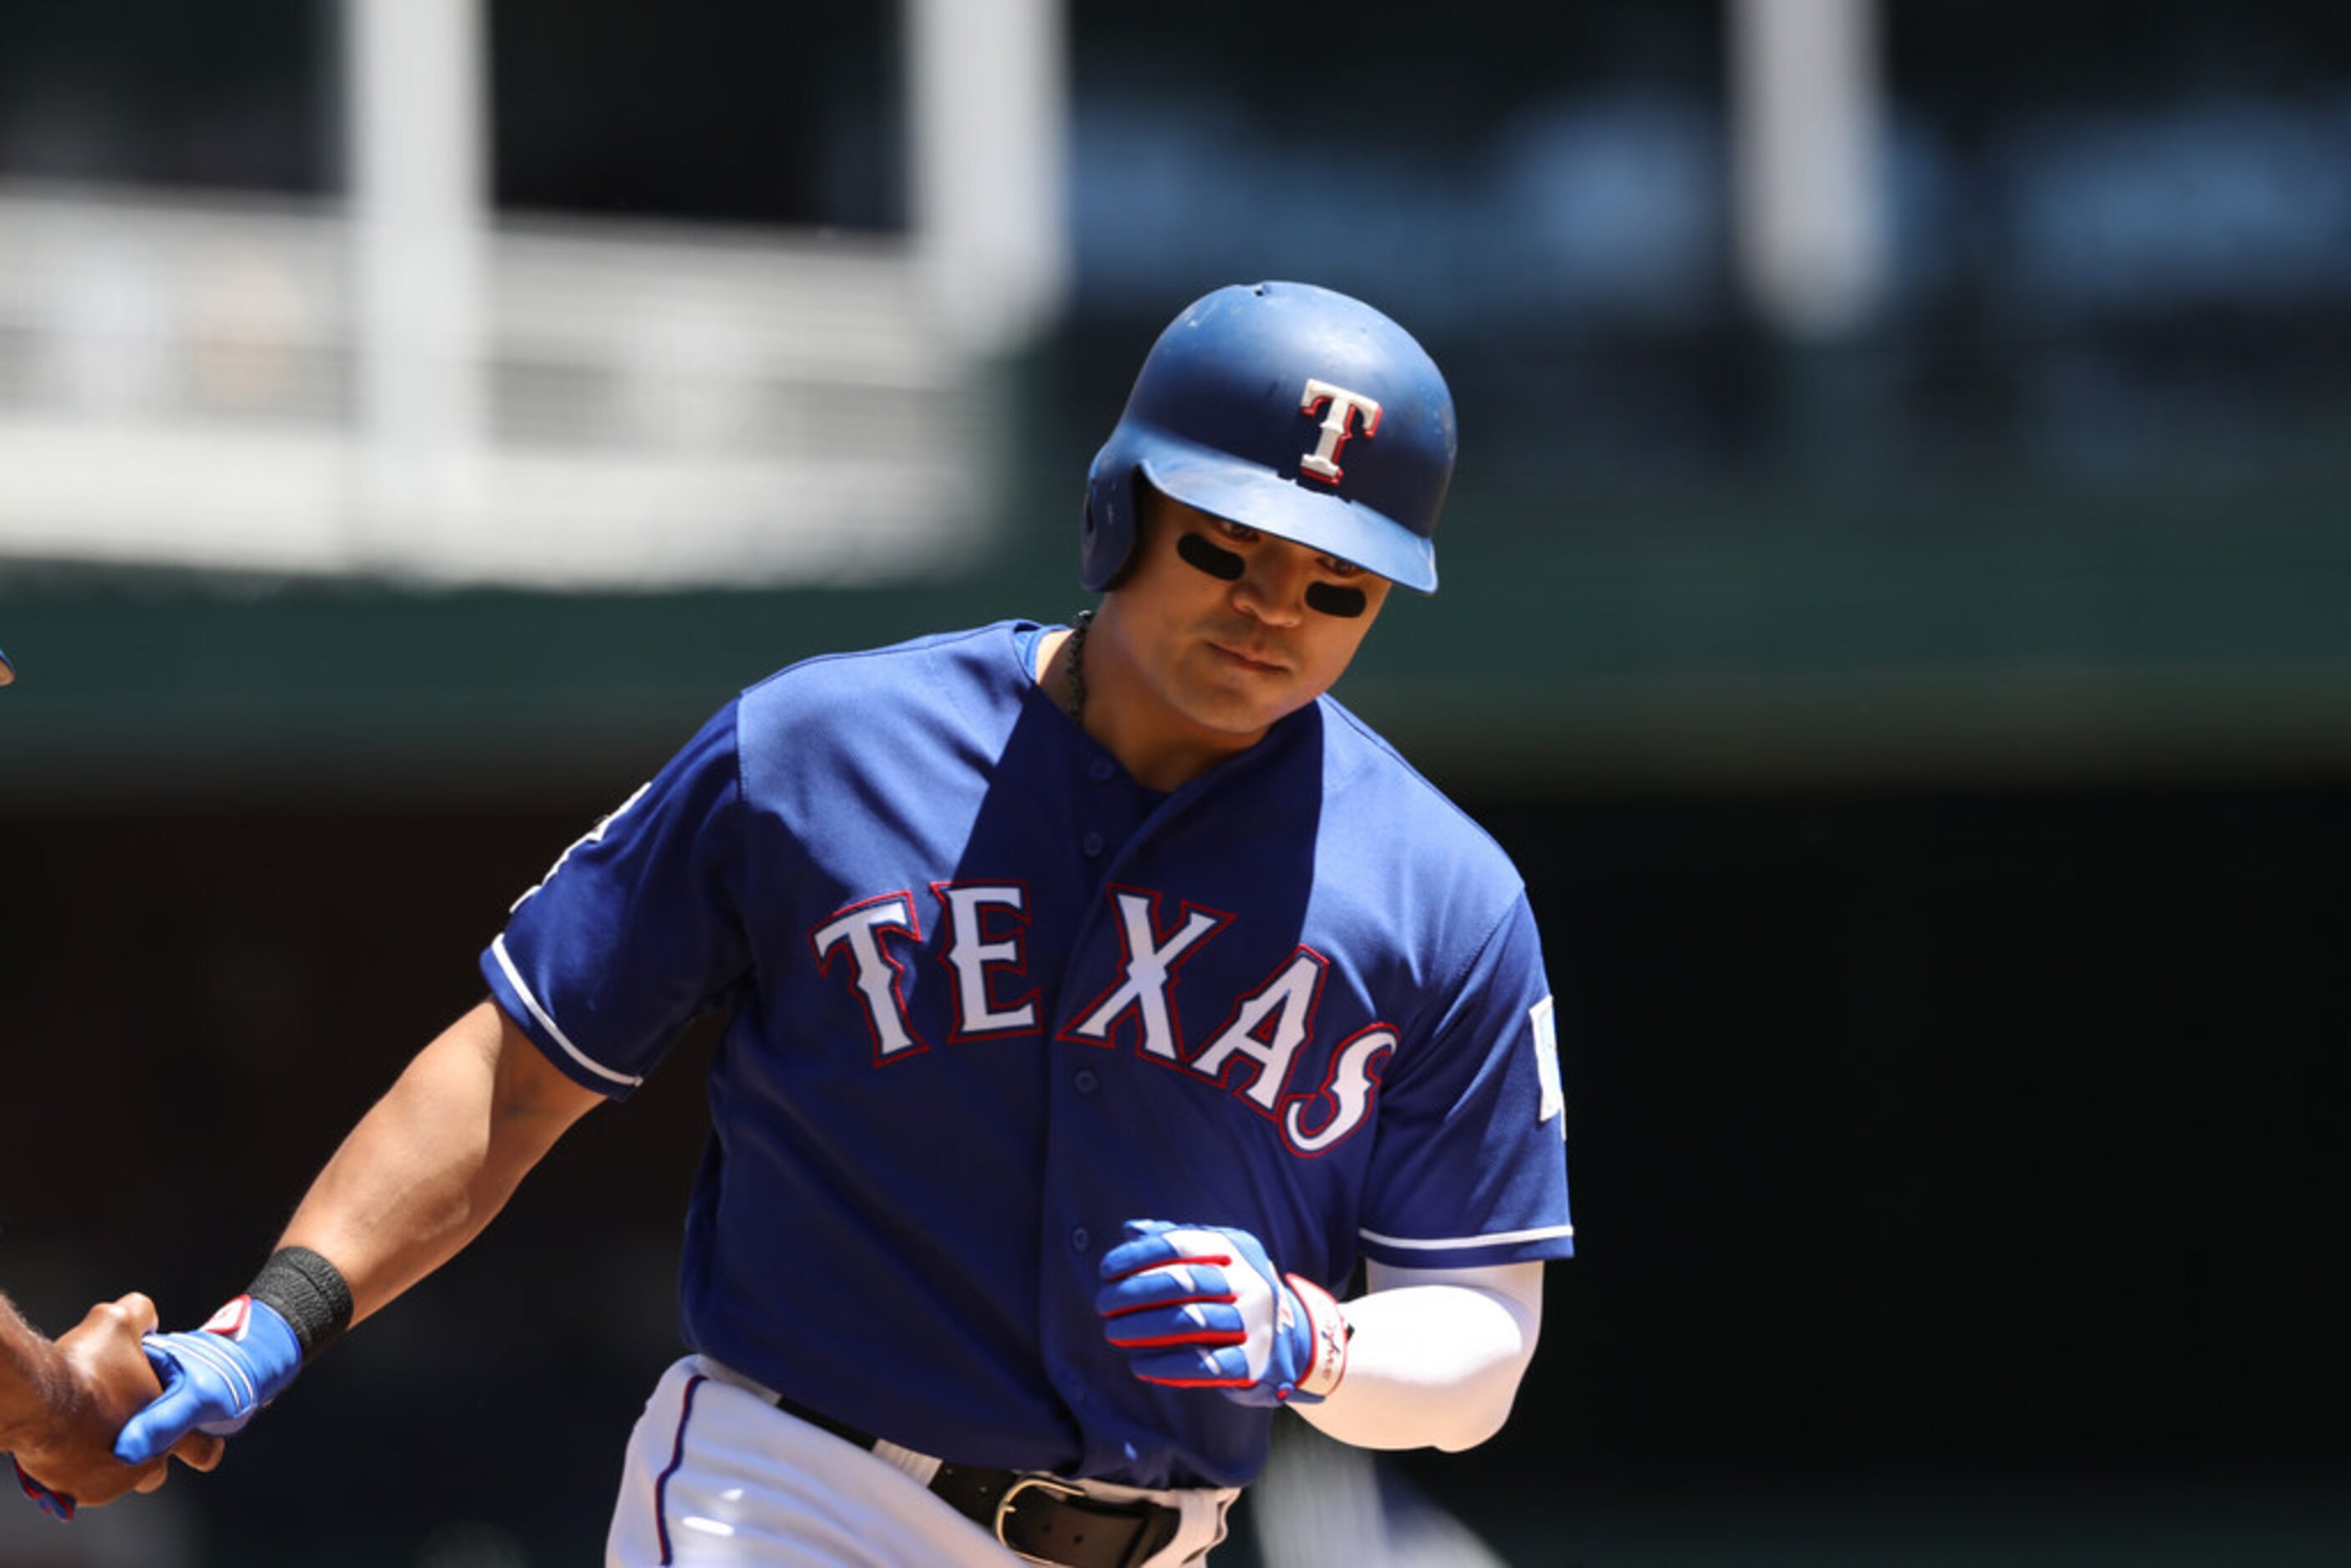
[481,620,1571,1489]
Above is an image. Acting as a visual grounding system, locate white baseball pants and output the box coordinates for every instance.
[605,1355,1237,1568]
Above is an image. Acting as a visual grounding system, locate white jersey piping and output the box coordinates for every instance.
[489,933,645,1090]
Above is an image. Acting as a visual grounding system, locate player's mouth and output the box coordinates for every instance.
[1206,640,1289,675]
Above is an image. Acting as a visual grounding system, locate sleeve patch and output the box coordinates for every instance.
[1530,994,1564,1130]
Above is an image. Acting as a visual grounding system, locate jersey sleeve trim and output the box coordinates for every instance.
[1358,1222,1574,1252]
[488,933,645,1090]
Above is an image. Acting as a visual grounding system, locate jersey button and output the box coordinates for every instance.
[1088,757,1115,782]
[1080,831,1105,857]
[1074,1069,1100,1095]
[1069,1226,1092,1253]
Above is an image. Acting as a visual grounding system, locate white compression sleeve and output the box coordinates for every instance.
[1292,1259,1545,1452]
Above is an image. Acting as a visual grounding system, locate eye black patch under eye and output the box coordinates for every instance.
[1176,531,1245,580]
[1304,581,1368,619]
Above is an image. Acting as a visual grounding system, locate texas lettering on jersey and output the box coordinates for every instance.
[811,879,1392,1157]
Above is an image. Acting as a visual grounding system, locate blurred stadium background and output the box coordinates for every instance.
[5,2,2351,1563]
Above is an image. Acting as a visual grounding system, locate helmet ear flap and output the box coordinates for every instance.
[1080,463,1150,592]
[1100,468,1152,590]
[1080,489,1108,585]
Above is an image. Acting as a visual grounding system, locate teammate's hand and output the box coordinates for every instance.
[8,1292,225,1521]
[113,1297,302,1465]
[1096,1220,1349,1407]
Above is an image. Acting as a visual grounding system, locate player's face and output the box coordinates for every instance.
[1095,491,1393,763]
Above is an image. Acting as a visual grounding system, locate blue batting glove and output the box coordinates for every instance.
[113,1297,302,1464]
[13,1457,74,1521]
[1096,1220,1350,1408]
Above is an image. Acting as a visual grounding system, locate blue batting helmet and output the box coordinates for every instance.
[1081,281,1456,594]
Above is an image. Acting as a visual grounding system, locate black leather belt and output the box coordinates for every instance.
[771,1392,1185,1568]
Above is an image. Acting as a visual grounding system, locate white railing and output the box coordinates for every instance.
[0,181,995,586]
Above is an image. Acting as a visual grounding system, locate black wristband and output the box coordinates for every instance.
[245,1247,355,1361]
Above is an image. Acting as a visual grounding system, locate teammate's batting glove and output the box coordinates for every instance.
[112,1297,302,1464]
[1095,1220,1349,1408]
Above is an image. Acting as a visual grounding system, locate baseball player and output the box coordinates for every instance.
[110,282,1574,1565]
[1,645,14,685]
[3,1290,221,1518]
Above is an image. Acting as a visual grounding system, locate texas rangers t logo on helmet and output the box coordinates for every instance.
[1297,379,1383,485]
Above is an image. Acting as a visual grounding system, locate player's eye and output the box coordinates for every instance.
[1317,555,1363,579]
[1214,520,1262,546]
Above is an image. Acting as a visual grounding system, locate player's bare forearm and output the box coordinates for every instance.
[1294,1261,1544,1453]
[276,999,603,1327]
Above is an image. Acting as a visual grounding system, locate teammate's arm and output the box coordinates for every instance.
[0,1292,67,1451]
[1293,1260,1542,1453]
[115,999,603,1461]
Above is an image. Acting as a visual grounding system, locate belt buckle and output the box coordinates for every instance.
[993,1472,1091,1565]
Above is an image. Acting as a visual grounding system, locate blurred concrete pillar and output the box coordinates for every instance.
[346,0,488,567]
[1728,0,1888,338]
[907,0,1070,356]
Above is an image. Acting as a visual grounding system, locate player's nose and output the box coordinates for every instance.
[1229,540,1312,627]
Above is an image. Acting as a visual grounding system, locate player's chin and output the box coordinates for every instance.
[1184,668,1318,732]
[1196,698,1307,740]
